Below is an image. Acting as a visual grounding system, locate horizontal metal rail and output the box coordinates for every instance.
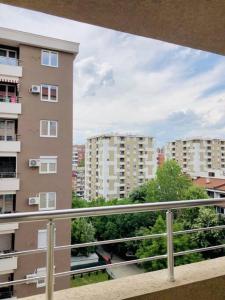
[1,224,225,259]
[0,198,224,299]
[1,242,225,288]
[0,198,224,223]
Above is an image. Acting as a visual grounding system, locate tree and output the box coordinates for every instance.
[72,194,88,208]
[178,186,209,229]
[136,215,202,271]
[152,160,191,201]
[192,207,225,258]
[71,218,96,256]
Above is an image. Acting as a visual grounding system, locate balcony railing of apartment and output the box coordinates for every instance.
[0,172,17,178]
[0,96,18,103]
[0,199,225,300]
[0,56,19,66]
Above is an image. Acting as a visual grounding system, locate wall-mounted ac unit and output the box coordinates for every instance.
[28,197,40,205]
[29,159,40,167]
[31,85,40,94]
[26,273,37,284]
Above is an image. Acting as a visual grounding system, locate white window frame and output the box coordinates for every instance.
[40,120,58,138]
[36,267,46,288]
[40,84,58,102]
[41,50,58,67]
[39,192,56,211]
[37,229,56,249]
[39,156,57,174]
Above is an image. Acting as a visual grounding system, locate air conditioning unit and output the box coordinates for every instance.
[28,197,40,205]
[26,273,37,284]
[29,159,40,167]
[31,85,40,94]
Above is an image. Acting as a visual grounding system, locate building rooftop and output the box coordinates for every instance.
[193,177,225,192]
[0,26,79,53]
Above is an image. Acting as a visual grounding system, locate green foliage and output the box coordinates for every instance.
[72,194,88,208]
[178,186,209,229]
[192,207,225,258]
[136,215,202,271]
[71,218,96,256]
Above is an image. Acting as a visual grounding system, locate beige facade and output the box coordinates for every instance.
[0,27,78,298]
[85,134,157,200]
[165,138,225,178]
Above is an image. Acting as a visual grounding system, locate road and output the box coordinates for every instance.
[108,254,143,278]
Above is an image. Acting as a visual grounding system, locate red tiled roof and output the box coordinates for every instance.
[193,177,225,191]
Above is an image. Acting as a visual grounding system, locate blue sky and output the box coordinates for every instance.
[1,4,225,146]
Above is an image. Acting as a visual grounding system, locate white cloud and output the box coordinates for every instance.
[1,4,225,146]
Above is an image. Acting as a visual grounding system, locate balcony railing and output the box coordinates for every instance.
[0,172,17,179]
[0,199,225,300]
[0,96,18,103]
[0,56,18,66]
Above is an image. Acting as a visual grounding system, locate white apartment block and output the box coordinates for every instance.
[85,134,157,200]
[165,138,225,178]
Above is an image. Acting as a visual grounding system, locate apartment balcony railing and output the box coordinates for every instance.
[0,199,225,300]
[0,172,17,179]
[0,57,19,66]
[0,96,18,103]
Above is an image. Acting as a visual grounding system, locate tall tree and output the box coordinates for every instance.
[71,218,96,256]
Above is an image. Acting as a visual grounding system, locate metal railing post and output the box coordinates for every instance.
[46,219,55,300]
[166,210,175,282]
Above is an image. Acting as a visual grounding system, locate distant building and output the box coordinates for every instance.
[85,134,157,200]
[157,148,165,167]
[72,167,85,197]
[193,177,225,214]
[165,138,225,178]
[72,145,85,170]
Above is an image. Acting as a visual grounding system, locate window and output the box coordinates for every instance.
[41,50,58,67]
[40,120,58,137]
[38,230,47,249]
[39,157,57,174]
[39,192,56,210]
[36,267,46,288]
[38,229,56,249]
[0,48,17,65]
[41,85,58,102]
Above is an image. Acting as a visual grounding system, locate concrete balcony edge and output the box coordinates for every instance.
[24,256,225,300]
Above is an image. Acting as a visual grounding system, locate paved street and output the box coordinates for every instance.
[108,254,143,278]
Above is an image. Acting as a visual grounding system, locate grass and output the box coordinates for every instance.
[71,271,110,287]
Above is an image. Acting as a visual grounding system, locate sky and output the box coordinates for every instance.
[1,4,225,146]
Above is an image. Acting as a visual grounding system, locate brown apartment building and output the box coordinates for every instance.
[0,27,79,298]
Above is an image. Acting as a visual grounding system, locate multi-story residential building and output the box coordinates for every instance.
[165,138,225,178]
[85,134,157,200]
[72,145,85,170]
[72,167,85,197]
[157,148,165,167]
[0,27,79,298]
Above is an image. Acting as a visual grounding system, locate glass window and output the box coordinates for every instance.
[39,157,57,174]
[50,52,58,67]
[41,50,49,65]
[41,85,58,102]
[8,51,16,58]
[39,192,56,210]
[0,49,6,57]
[41,50,58,67]
[40,120,58,137]
[49,121,57,136]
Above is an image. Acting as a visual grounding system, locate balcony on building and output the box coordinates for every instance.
[0,157,19,192]
[0,46,22,77]
[0,83,21,119]
[0,119,20,153]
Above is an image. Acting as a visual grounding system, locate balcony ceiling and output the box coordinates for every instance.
[1,0,225,56]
